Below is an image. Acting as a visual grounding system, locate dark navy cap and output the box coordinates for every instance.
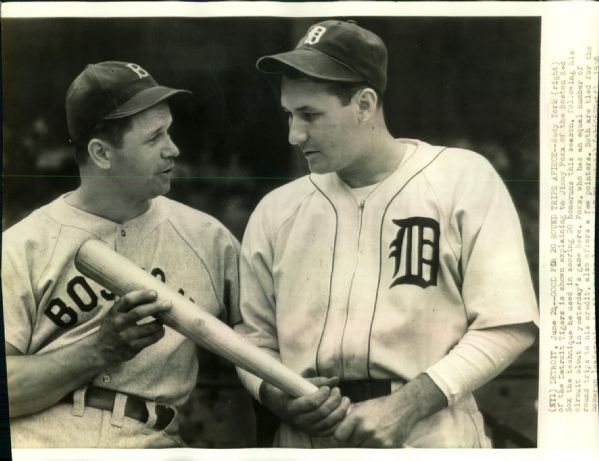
[66,61,190,143]
[256,20,387,94]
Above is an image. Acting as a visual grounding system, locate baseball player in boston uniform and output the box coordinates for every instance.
[234,20,539,448]
[2,61,239,448]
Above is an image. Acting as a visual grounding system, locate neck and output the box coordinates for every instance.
[338,125,404,188]
[66,177,151,223]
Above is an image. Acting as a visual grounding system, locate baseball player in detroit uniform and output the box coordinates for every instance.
[234,20,539,448]
[2,61,239,448]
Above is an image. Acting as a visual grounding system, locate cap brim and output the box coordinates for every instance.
[104,86,191,119]
[256,49,363,83]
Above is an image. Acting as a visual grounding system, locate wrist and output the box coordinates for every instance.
[387,374,448,426]
[408,374,448,421]
[79,332,112,371]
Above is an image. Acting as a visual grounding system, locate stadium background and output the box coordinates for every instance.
[1,15,540,448]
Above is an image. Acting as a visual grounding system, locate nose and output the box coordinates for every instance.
[161,135,180,159]
[288,117,308,146]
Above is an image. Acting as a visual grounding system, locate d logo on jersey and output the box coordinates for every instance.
[389,217,440,289]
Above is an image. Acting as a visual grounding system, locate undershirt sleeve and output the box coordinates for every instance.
[425,322,537,406]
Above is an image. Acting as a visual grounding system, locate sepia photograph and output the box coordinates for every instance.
[0,2,595,460]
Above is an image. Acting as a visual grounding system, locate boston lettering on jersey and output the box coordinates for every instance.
[389,217,440,289]
[44,267,194,329]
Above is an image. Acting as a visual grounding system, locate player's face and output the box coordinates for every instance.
[108,102,179,201]
[281,78,364,176]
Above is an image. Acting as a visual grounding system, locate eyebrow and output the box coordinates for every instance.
[146,117,173,137]
[146,127,162,138]
[281,105,317,112]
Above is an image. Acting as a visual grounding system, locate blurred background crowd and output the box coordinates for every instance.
[2,15,540,448]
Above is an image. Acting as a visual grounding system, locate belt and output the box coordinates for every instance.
[338,380,397,403]
[61,386,175,431]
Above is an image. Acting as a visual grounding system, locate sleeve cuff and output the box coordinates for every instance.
[425,366,459,406]
[236,367,264,403]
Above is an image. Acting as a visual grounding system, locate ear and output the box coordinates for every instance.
[355,88,378,122]
[87,138,113,169]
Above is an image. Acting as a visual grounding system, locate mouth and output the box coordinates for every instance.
[302,150,320,157]
[158,166,174,175]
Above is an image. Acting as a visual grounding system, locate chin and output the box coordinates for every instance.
[156,178,172,195]
[307,161,333,175]
[144,184,170,201]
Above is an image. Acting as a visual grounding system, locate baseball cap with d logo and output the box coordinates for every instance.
[66,61,190,144]
[256,20,388,94]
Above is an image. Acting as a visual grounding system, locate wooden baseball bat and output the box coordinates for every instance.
[75,239,318,398]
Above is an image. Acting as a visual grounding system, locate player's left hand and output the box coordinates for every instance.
[332,392,417,447]
[333,374,448,448]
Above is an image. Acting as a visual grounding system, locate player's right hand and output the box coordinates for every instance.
[259,376,351,437]
[94,289,172,364]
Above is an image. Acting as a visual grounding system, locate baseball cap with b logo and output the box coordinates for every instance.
[256,20,388,94]
[66,61,190,144]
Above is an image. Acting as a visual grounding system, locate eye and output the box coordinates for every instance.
[147,129,167,144]
[301,111,321,121]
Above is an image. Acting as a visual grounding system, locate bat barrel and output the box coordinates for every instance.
[75,239,318,398]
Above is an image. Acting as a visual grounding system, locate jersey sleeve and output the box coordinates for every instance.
[2,231,38,353]
[233,199,282,401]
[449,155,539,330]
